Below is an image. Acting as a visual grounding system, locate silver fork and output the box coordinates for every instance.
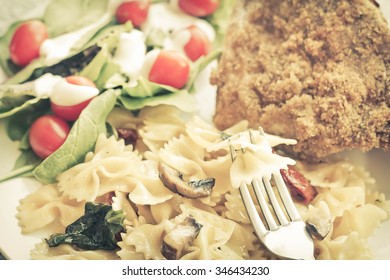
[229,129,315,260]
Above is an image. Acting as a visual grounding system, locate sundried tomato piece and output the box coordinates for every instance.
[280,166,317,204]
[117,128,138,146]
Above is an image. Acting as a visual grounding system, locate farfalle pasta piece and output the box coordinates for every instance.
[31,241,119,260]
[346,164,376,189]
[17,184,84,233]
[117,233,146,260]
[298,160,376,190]
[140,122,185,152]
[185,116,224,149]
[312,187,365,218]
[229,149,295,188]
[224,192,250,224]
[208,129,296,152]
[111,191,138,226]
[366,189,390,218]
[207,129,296,188]
[138,105,187,152]
[159,135,207,177]
[332,204,387,239]
[57,134,140,202]
[126,174,173,205]
[315,232,372,260]
[297,161,352,189]
[120,222,167,260]
[138,105,187,124]
[179,203,256,260]
[158,135,234,206]
[86,133,139,162]
[150,199,181,224]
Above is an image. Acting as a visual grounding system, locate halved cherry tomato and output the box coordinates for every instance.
[148,50,190,89]
[178,0,220,17]
[9,20,48,67]
[184,25,211,61]
[115,0,151,27]
[29,115,70,159]
[65,76,96,87]
[50,76,97,121]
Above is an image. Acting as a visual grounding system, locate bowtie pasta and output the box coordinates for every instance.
[17,105,389,260]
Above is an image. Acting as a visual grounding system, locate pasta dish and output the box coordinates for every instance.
[0,0,389,260]
[18,105,390,260]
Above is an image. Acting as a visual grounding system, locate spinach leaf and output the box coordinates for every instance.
[26,45,102,82]
[0,149,42,183]
[79,46,109,83]
[5,99,50,140]
[112,49,220,112]
[206,0,237,48]
[33,89,119,184]
[0,81,39,115]
[0,96,46,119]
[43,0,109,37]
[0,22,18,77]
[117,90,197,112]
[1,6,124,85]
[1,44,101,86]
[80,23,133,84]
[19,23,129,85]
[0,43,111,120]
[47,202,125,250]
[95,62,122,89]
[123,76,177,98]
[185,48,222,93]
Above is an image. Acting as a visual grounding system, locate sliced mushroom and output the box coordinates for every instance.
[305,201,332,240]
[158,161,215,198]
[161,216,203,260]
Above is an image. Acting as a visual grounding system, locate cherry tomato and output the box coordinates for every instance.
[115,0,151,27]
[9,20,48,67]
[50,76,97,121]
[29,115,70,159]
[148,50,190,89]
[65,75,96,87]
[178,0,220,17]
[184,25,211,61]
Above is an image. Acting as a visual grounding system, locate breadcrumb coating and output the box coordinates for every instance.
[212,0,390,162]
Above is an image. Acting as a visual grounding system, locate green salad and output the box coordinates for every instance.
[0,0,235,184]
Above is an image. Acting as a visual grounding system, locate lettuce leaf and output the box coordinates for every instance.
[117,90,197,112]
[123,77,177,98]
[33,88,119,184]
[0,0,119,83]
[206,0,237,48]
[43,0,109,37]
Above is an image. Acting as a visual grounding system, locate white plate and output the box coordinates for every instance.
[0,0,390,260]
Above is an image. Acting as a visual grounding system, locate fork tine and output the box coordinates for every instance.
[250,128,293,226]
[239,183,268,237]
[273,172,301,221]
[262,177,289,226]
[251,179,278,230]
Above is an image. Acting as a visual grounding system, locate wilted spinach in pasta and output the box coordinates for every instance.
[47,202,125,250]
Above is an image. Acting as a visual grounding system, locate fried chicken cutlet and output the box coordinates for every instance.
[212,0,390,162]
